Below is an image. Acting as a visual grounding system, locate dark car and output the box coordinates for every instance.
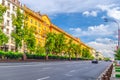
[92,59,98,64]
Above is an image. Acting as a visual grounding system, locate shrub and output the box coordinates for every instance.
[115,67,120,69]
[48,54,59,59]
[26,53,46,59]
[116,74,120,78]
[4,51,22,59]
[115,69,120,72]
[0,50,5,57]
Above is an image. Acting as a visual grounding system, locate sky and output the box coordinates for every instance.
[19,0,120,58]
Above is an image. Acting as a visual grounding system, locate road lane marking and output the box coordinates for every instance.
[42,67,51,70]
[64,74,72,76]
[70,70,76,72]
[37,76,50,80]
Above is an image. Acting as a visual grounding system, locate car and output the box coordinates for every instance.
[92,59,98,64]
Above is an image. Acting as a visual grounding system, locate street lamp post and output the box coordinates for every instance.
[104,18,120,49]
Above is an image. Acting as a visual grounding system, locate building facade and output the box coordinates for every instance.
[24,5,50,47]
[0,0,94,58]
[0,0,23,51]
[50,24,93,57]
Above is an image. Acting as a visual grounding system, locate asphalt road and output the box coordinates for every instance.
[0,61,112,80]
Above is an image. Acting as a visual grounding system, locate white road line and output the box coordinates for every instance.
[0,65,37,68]
[42,67,51,70]
[64,74,72,76]
[70,70,76,72]
[37,76,50,80]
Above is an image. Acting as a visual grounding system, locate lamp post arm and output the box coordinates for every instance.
[113,20,119,29]
[113,20,120,49]
[103,18,120,49]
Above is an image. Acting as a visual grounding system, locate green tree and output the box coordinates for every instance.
[0,4,7,23]
[0,4,8,49]
[12,8,24,51]
[35,44,45,54]
[104,57,110,61]
[0,29,8,46]
[45,32,56,60]
[67,39,74,60]
[72,44,81,60]
[23,25,36,53]
[115,49,120,60]
[53,33,66,56]
[82,48,92,59]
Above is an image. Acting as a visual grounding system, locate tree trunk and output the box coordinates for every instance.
[22,53,26,60]
[76,54,78,60]
[69,53,71,61]
[15,44,18,52]
[46,55,48,60]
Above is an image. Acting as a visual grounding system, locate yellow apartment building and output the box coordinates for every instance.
[50,24,93,58]
[12,2,93,57]
[23,5,50,47]
[1,0,94,58]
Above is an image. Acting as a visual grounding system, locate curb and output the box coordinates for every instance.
[97,63,113,80]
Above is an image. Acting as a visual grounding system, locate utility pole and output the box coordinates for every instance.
[104,18,120,50]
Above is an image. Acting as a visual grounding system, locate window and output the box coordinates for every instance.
[39,30,41,33]
[2,0,5,5]
[35,21,37,25]
[7,12,10,17]
[6,28,9,34]
[25,16,29,20]
[11,37,14,44]
[8,3,10,8]
[7,20,10,26]
[12,30,14,32]
[30,19,33,23]
[38,23,40,27]
[43,27,46,30]
[13,6,15,11]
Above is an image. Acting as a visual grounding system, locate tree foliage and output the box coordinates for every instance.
[0,29,8,46]
[12,8,24,51]
[72,44,81,59]
[45,32,56,54]
[82,48,91,58]
[0,4,7,23]
[0,4,8,47]
[115,49,120,60]
[53,33,66,55]
[67,39,74,60]
[23,26,36,53]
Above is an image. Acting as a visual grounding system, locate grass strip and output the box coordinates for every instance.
[115,66,120,69]
[115,69,120,72]
[116,74,120,78]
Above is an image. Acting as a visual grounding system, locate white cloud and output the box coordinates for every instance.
[69,23,118,58]
[87,39,116,58]
[19,0,117,15]
[69,24,116,37]
[96,38,112,44]
[69,28,81,32]
[98,4,120,20]
[82,11,98,17]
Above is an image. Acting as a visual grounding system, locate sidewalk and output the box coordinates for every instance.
[110,64,120,80]
[0,59,90,63]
